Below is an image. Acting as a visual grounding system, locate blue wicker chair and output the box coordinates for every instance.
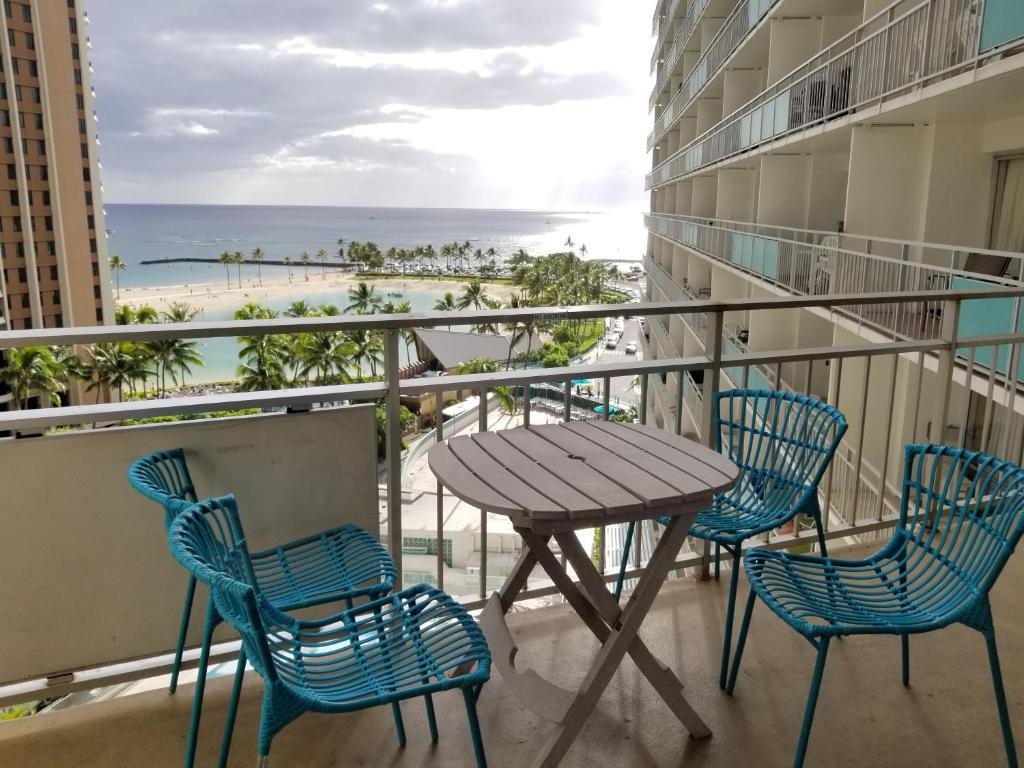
[169,496,491,768]
[728,444,1024,767]
[614,390,847,689]
[128,448,398,767]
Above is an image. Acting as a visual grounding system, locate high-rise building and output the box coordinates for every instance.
[0,0,110,335]
[644,0,1024,512]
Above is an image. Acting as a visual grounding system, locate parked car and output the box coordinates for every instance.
[625,341,637,355]
[605,336,618,350]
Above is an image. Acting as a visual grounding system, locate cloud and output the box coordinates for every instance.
[85,0,653,209]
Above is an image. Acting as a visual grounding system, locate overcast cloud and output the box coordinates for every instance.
[85,0,652,210]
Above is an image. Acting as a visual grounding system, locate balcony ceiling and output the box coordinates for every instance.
[2,544,1021,767]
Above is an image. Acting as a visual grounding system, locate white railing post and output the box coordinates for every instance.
[930,299,961,444]
[700,310,724,446]
[384,328,403,585]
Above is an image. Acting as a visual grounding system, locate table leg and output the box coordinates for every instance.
[553,527,711,739]
[520,516,710,767]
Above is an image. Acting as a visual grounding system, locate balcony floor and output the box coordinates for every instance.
[2,544,1022,767]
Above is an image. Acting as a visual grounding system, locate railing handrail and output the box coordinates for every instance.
[649,0,710,106]
[5,286,1024,351]
[648,211,1024,263]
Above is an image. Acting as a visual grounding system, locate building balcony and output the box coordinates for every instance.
[647,0,1024,189]
[3,299,1024,766]
[1,540,1021,767]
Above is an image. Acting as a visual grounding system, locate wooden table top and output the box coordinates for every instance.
[428,421,738,530]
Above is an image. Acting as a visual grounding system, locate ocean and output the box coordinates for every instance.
[106,204,645,289]
[105,204,644,383]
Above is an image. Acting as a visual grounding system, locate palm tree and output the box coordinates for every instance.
[109,254,126,299]
[316,248,328,280]
[349,330,384,379]
[218,250,233,288]
[284,300,314,318]
[337,238,346,260]
[251,247,265,286]
[301,251,311,282]
[233,251,244,286]
[283,256,294,284]
[0,346,66,409]
[346,282,381,315]
[234,302,277,321]
[318,304,340,316]
[297,332,354,384]
[147,338,203,395]
[236,334,290,391]
[162,301,199,323]
[433,291,457,329]
[134,304,160,324]
[87,342,145,402]
[565,235,575,250]
[579,243,588,258]
[457,280,489,310]
[114,303,135,326]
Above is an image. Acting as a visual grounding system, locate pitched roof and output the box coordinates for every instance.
[413,329,537,371]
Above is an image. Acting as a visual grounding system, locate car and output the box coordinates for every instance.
[625,341,637,355]
[605,336,618,350]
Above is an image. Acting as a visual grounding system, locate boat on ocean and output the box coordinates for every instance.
[387,291,404,298]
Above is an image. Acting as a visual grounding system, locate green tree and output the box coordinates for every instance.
[284,300,314,318]
[450,358,516,414]
[283,256,294,284]
[233,251,244,285]
[134,305,160,324]
[337,238,346,260]
[233,302,276,321]
[87,342,146,401]
[218,250,233,288]
[162,302,199,323]
[297,332,354,384]
[0,347,66,409]
[114,303,135,326]
[316,248,328,280]
[346,282,382,315]
[457,280,489,310]
[108,254,126,299]
[250,247,265,286]
[301,251,311,282]
[349,330,384,379]
[236,335,290,391]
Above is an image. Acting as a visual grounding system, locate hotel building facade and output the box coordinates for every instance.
[643,0,1024,526]
[0,0,110,338]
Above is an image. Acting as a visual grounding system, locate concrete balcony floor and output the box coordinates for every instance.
[2,544,1022,767]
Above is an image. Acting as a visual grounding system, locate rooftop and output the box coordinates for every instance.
[2,543,1020,767]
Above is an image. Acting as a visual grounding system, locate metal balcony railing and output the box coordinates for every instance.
[646,212,1023,343]
[4,287,1024,699]
[648,0,715,118]
[647,0,1024,189]
[649,0,776,144]
[650,0,685,74]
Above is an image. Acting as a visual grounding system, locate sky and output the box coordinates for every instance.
[85,0,654,211]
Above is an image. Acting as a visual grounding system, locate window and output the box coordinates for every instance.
[93,284,100,299]
[91,261,98,277]
[87,214,95,229]
[6,29,14,47]
[21,294,29,309]
[6,164,14,180]
[3,137,12,153]
[30,87,40,104]
[21,3,30,22]
[26,190,31,205]
[9,190,17,206]
[15,241,23,257]
[79,118,86,134]
[69,17,76,33]
[28,60,36,77]
[17,266,26,282]
[14,85,21,103]
[95,307,103,323]
[82,167,90,182]
[26,33,34,50]
[33,113,41,129]
[89,238,97,253]
[3,1,10,19]
[22,163,29,180]
[52,291,60,306]
[42,190,49,206]
[10,58,17,76]
[71,43,79,60]
[44,215,52,230]
[73,68,81,85]
[47,240,54,255]
[54,315,64,328]
[49,265,57,280]
[21,138,27,153]
[76,93,84,109]
[68,0,75,8]
[17,111,23,129]
[80,142,88,158]
[36,139,44,155]
[0,110,8,127]
[12,217,20,232]
[39,164,47,180]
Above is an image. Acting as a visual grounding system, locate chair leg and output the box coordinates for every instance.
[217,649,247,768]
[983,625,1018,768]
[793,638,831,768]
[463,686,488,768]
[424,694,439,743]
[170,575,198,694]
[714,542,721,581]
[809,495,829,558]
[901,635,910,687]
[719,546,741,689]
[392,702,407,748]
[185,601,217,768]
[614,521,636,601]
[726,589,757,695]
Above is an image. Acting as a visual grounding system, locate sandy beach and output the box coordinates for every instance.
[117,272,518,314]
